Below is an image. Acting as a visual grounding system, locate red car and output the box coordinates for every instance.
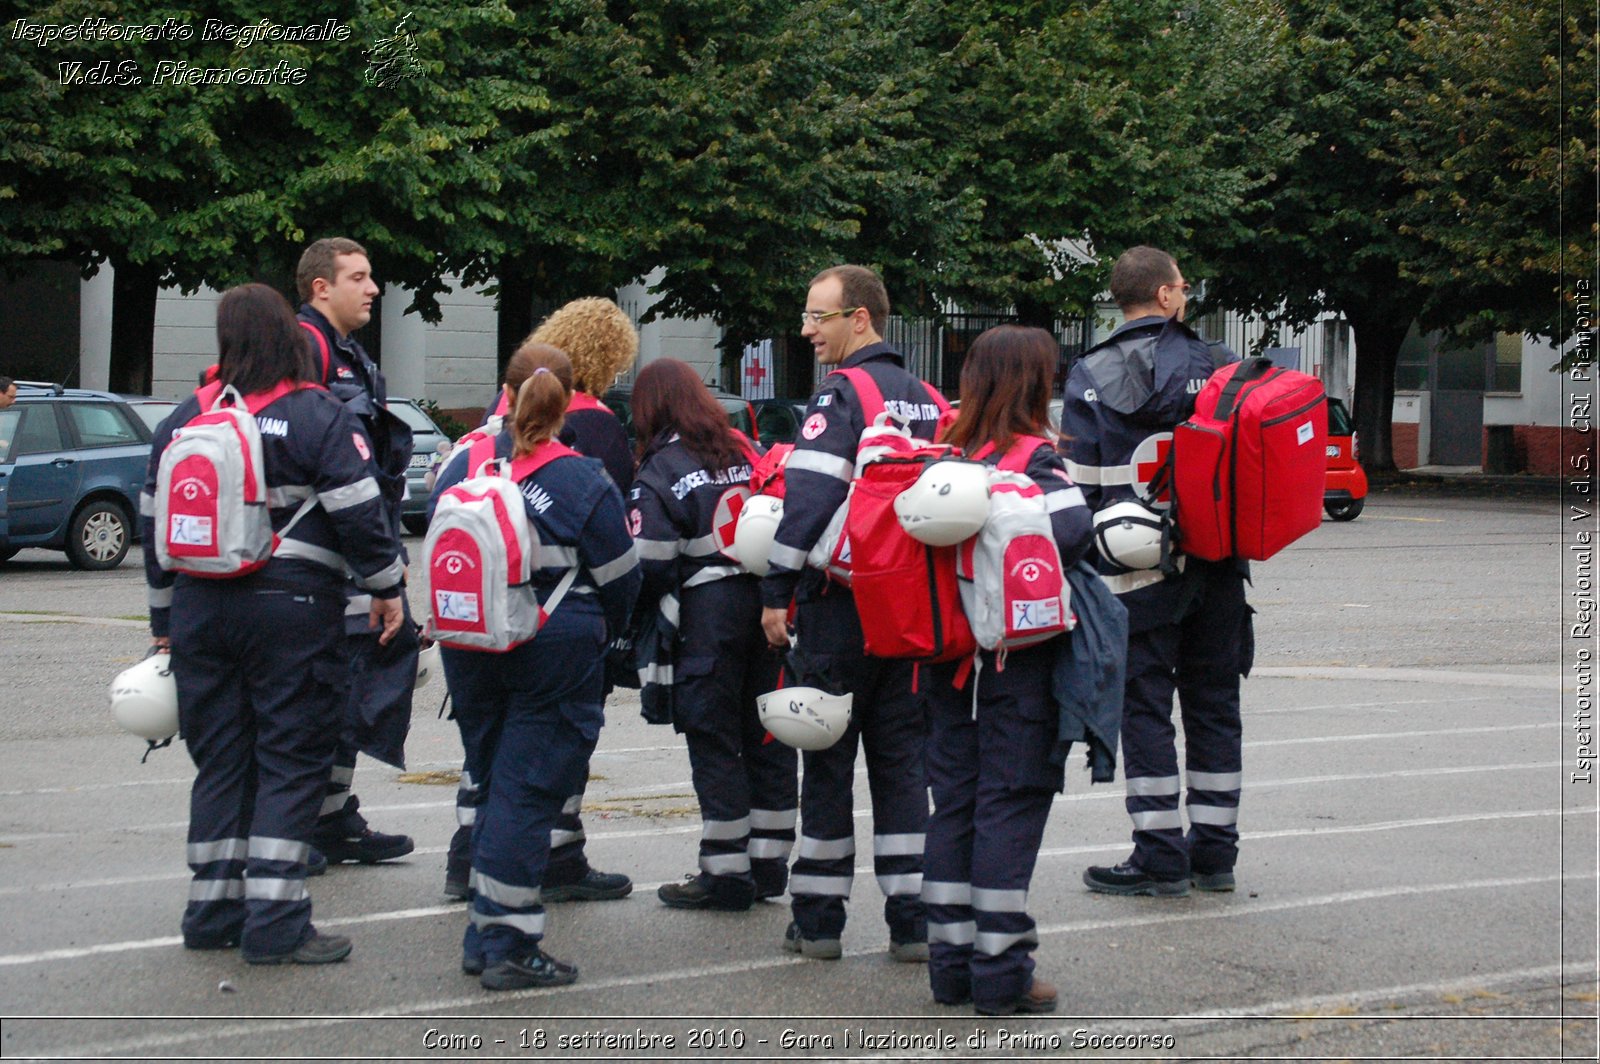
[1323,396,1368,520]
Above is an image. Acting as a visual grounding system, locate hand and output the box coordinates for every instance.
[149,636,171,653]
[761,606,792,650]
[370,596,405,646]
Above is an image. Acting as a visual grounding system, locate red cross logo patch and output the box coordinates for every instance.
[1132,432,1174,510]
[711,487,750,559]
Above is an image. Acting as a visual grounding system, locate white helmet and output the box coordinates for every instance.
[733,495,784,577]
[109,654,179,742]
[1093,500,1168,570]
[894,460,990,546]
[415,641,440,690]
[756,687,853,751]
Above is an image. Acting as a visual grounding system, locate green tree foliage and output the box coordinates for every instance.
[1381,0,1597,359]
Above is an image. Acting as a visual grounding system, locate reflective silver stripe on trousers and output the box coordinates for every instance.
[1187,803,1240,826]
[589,546,638,587]
[701,817,751,841]
[459,770,475,790]
[970,886,1027,912]
[1189,770,1243,791]
[747,838,793,859]
[456,805,476,827]
[541,545,580,567]
[683,564,743,589]
[471,870,542,908]
[318,792,350,817]
[266,485,315,508]
[786,449,855,482]
[188,878,245,901]
[470,909,545,936]
[659,593,680,626]
[330,765,355,785]
[249,836,311,864]
[1100,554,1186,596]
[683,532,721,557]
[318,476,380,513]
[640,663,674,686]
[749,808,797,831]
[245,877,309,902]
[1046,486,1088,512]
[561,795,583,815]
[275,538,345,573]
[975,928,1038,957]
[798,836,855,861]
[928,920,976,946]
[1065,460,1137,486]
[767,542,810,572]
[877,872,923,896]
[188,838,248,865]
[1130,809,1185,831]
[139,491,155,517]
[1126,775,1182,797]
[147,585,174,610]
[788,874,853,897]
[635,538,681,561]
[874,832,925,858]
[550,829,584,848]
[345,594,373,617]
[921,880,971,906]
[701,852,752,875]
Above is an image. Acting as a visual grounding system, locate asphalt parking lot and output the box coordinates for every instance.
[0,482,1594,1061]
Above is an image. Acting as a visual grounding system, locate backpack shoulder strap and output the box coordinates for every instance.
[297,321,333,384]
[467,435,498,479]
[997,435,1052,474]
[830,366,885,426]
[243,380,321,415]
[508,439,582,482]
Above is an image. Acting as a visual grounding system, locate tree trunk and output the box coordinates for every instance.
[495,268,536,379]
[1345,308,1410,474]
[107,259,161,394]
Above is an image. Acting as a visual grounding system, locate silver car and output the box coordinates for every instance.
[387,398,451,535]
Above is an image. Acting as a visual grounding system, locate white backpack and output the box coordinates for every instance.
[425,437,579,652]
[155,382,316,577]
[956,436,1072,663]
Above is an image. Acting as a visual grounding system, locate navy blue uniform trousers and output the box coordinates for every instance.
[923,643,1064,1009]
[172,578,345,956]
[443,613,606,969]
[787,590,927,943]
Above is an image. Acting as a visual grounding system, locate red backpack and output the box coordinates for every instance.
[1171,357,1327,561]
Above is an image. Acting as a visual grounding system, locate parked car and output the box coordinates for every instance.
[1322,396,1368,520]
[386,398,451,535]
[602,383,758,445]
[0,383,151,569]
[752,399,808,445]
[121,396,181,434]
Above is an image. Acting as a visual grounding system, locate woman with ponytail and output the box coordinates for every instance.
[427,345,641,991]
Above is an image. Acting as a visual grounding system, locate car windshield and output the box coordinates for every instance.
[1327,397,1353,436]
[388,400,441,434]
[126,402,177,432]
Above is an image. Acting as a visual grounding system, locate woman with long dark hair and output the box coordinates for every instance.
[922,325,1093,1015]
[143,283,406,965]
[429,345,640,990]
[629,358,797,911]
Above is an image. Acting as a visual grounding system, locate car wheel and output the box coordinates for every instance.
[402,515,429,536]
[65,500,132,570]
[1324,497,1365,522]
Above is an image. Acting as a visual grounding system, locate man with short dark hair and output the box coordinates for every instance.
[0,377,16,410]
[757,264,941,963]
[296,237,419,870]
[1060,245,1250,898]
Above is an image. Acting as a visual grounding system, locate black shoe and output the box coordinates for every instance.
[542,868,631,902]
[1192,869,1237,892]
[657,874,754,912]
[315,827,415,865]
[462,951,485,976]
[480,947,578,991]
[305,848,327,877]
[444,825,472,900]
[780,921,842,960]
[243,932,352,966]
[1083,861,1189,897]
[975,977,1059,1016]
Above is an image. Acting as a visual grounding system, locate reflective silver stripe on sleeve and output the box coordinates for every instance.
[248,836,311,864]
[319,477,380,513]
[1125,775,1182,797]
[873,833,925,858]
[139,491,155,517]
[1188,770,1243,791]
[550,828,584,848]
[798,836,855,861]
[188,878,245,901]
[746,838,793,859]
[876,872,922,896]
[683,564,743,589]
[660,593,680,626]
[1065,460,1136,486]
[275,538,345,572]
[700,817,751,842]
[354,556,406,590]
[1187,803,1239,826]
[768,542,810,572]
[561,795,584,815]
[921,880,971,906]
[588,546,638,587]
[1046,486,1088,512]
[786,449,855,482]
[749,808,797,832]
[470,909,545,936]
[148,585,174,610]
[974,928,1038,957]
[245,877,309,902]
[634,538,681,561]
[970,886,1028,913]
[1130,809,1185,831]
[683,532,721,557]
[187,838,247,865]
[788,874,854,897]
[928,919,976,946]
[700,852,753,876]
[471,870,542,908]
[266,485,315,508]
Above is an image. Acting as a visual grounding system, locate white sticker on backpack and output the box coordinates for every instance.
[435,590,481,624]
[1297,421,1314,445]
[169,514,213,547]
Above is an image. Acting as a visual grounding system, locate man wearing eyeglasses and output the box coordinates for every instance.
[1059,245,1250,899]
[758,264,947,965]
